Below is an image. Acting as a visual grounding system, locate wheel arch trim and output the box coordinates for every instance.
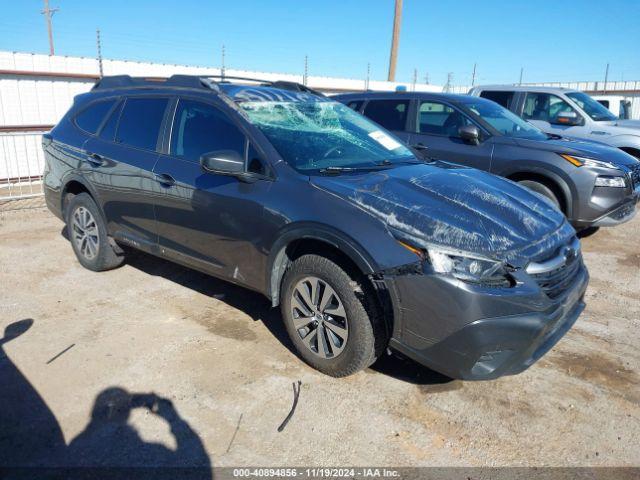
[266,223,379,306]
[503,167,575,218]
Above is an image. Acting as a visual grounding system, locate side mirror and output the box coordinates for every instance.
[458,125,480,145]
[200,150,245,176]
[553,111,583,126]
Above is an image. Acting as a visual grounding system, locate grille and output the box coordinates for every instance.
[630,163,640,190]
[530,253,582,300]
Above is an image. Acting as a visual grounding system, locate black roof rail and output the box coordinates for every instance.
[92,74,216,91]
[91,74,324,97]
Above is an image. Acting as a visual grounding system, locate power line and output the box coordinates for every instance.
[41,0,59,55]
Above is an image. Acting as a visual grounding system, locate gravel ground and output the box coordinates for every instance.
[0,204,638,468]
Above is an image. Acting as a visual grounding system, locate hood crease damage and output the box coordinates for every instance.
[312,163,576,267]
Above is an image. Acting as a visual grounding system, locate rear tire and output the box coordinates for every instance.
[66,193,124,272]
[518,180,561,209]
[280,254,384,377]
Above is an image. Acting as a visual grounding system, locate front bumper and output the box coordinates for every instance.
[590,192,638,227]
[574,184,639,228]
[384,261,589,380]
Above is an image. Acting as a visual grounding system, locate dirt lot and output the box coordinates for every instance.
[0,202,638,468]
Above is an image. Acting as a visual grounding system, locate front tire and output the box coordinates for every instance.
[66,193,124,272]
[280,254,384,377]
[517,180,561,209]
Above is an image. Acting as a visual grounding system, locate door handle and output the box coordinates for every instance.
[85,152,104,166]
[154,173,176,187]
[412,143,428,150]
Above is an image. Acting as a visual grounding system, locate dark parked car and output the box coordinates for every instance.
[334,92,640,231]
[43,75,588,380]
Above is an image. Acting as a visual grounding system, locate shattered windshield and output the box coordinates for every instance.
[239,100,417,172]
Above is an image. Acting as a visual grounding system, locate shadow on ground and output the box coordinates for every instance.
[0,319,212,478]
[124,248,458,389]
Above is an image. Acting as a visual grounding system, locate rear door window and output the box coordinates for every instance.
[170,99,245,162]
[479,91,515,110]
[363,99,410,131]
[75,99,117,134]
[115,97,169,151]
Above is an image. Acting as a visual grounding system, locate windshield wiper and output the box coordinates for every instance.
[318,159,426,175]
[318,164,396,175]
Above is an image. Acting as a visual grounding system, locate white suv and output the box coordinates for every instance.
[469,85,640,159]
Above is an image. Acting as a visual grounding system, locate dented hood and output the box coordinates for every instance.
[311,163,575,265]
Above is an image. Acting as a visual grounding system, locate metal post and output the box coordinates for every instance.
[519,67,524,85]
[221,45,226,81]
[604,63,609,94]
[365,62,370,91]
[412,68,417,91]
[303,55,308,86]
[41,0,59,56]
[387,0,403,81]
[471,63,477,86]
[424,73,429,85]
[444,72,453,93]
[96,29,104,78]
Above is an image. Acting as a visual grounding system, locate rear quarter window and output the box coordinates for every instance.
[74,99,117,134]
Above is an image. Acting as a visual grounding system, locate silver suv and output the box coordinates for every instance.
[468,85,640,159]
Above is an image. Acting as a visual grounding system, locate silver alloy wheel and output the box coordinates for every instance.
[291,276,349,359]
[71,206,99,260]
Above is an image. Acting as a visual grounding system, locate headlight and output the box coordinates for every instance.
[427,248,511,285]
[594,175,626,188]
[397,238,512,286]
[559,153,619,170]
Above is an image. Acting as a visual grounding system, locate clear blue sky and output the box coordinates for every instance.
[1,0,639,86]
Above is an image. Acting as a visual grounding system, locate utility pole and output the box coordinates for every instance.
[412,68,417,91]
[96,29,104,78]
[387,0,403,82]
[365,62,370,91]
[444,72,453,92]
[519,67,524,85]
[221,44,226,81]
[303,55,308,86]
[603,62,610,93]
[471,63,477,86]
[424,73,429,85]
[41,0,59,56]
